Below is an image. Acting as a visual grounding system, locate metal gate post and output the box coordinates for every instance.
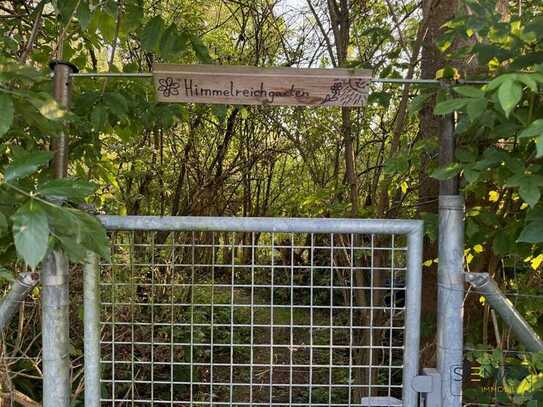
[84,252,101,406]
[436,114,464,406]
[42,61,76,407]
[403,224,424,406]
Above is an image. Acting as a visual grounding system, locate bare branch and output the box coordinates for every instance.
[19,2,44,64]
[305,0,337,66]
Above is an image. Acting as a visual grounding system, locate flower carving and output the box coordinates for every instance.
[157,77,180,97]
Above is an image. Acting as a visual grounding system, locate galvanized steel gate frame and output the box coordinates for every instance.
[36,63,475,407]
[83,216,424,406]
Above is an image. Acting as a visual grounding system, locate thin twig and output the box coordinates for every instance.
[19,1,44,64]
[52,0,82,59]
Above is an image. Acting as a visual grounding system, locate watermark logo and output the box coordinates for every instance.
[456,362,543,404]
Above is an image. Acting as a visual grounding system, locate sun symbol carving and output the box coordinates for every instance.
[321,79,370,106]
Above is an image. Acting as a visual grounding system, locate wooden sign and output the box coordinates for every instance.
[152,64,372,107]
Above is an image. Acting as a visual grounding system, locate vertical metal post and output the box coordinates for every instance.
[402,223,424,406]
[42,61,77,407]
[437,114,464,406]
[84,252,101,406]
[42,251,71,406]
[50,60,77,176]
[438,114,458,196]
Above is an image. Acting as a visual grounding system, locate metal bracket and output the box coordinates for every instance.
[413,368,441,407]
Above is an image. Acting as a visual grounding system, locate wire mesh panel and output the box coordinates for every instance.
[90,217,423,406]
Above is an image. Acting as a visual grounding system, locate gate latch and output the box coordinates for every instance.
[413,368,441,407]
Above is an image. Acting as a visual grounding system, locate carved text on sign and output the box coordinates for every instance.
[153,64,372,107]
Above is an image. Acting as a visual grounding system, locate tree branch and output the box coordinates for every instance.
[19,1,44,64]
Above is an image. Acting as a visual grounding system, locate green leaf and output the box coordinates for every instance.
[463,168,480,184]
[433,99,469,115]
[91,105,108,131]
[536,134,543,158]
[37,179,97,201]
[104,92,128,121]
[407,93,432,116]
[57,234,87,262]
[466,98,487,121]
[453,86,485,98]
[160,24,188,59]
[0,212,7,237]
[43,206,109,261]
[141,16,164,52]
[96,10,116,43]
[506,175,543,207]
[11,200,49,269]
[518,119,543,139]
[190,35,212,63]
[517,221,543,243]
[30,96,65,120]
[212,104,227,121]
[486,74,516,91]
[455,147,477,163]
[498,79,522,118]
[77,211,110,260]
[527,207,543,222]
[474,147,509,170]
[42,204,80,235]
[368,91,391,107]
[77,1,91,30]
[521,183,541,208]
[430,163,462,180]
[517,373,543,395]
[474,44,512,66]
[124,0,143,32]
[493,226,517,256]
[0,93,14,137]
[0,62,43,81]
[57,0,79,23]
[4,150,54,182]
[383,155,409,174]
[516,74,539,92]
[0,266,14,282]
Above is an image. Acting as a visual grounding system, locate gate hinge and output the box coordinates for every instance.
[413,368,441,407]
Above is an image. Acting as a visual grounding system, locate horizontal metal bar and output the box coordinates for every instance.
[70,71,490,85]
[99,215,422,235]
[465,272,543,353]
[100,265,406,271]
[100,380,403,388]
[99,402,397,407]
[70,72,153,78]
[101,340,404,349]
[105,242,408,250]
[371,78,488,85]
[101,361,404,369]
[98,283,407,290]
[100,302,403,310]
[100,321,404,330]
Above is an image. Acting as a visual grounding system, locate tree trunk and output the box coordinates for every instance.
[418,0,458,366]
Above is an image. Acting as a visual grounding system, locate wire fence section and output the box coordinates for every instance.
[95,217,423,406]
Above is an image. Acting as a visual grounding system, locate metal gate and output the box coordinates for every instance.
[84,216,423,406]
